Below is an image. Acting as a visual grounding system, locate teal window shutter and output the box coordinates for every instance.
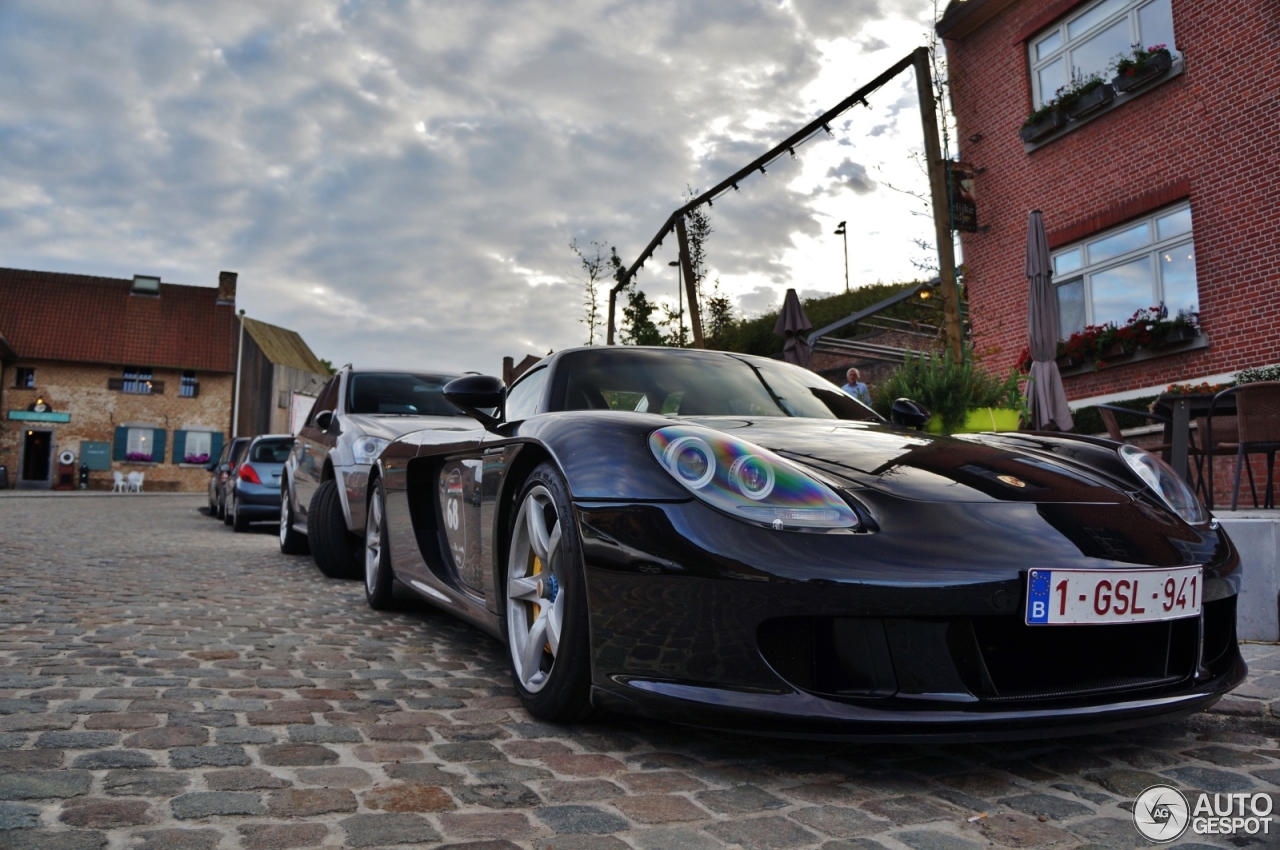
[152,429,167,464]
[172,430,187,464]
[112,427,129,461]
[209,432,225,464]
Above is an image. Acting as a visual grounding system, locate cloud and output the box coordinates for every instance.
[0,0,935,372]
[825,159,877,195]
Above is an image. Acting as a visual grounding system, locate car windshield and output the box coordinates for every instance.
[346,373,466,416]
[250,440,293,464]
[549,349,880,421]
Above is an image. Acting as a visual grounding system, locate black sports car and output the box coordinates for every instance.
[362,346,1244,741]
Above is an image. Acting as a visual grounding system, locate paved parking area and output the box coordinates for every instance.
[1,494,1278,850]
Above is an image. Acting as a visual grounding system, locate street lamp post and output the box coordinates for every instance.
[834,221,849,293]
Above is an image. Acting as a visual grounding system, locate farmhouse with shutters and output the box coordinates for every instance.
[0,268,240,491]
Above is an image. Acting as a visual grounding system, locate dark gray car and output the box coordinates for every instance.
[206,437,250,521]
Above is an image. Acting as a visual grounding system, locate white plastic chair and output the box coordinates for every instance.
[127,471,143,493]
[111,471,127,493]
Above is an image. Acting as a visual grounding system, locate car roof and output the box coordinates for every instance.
[344,367,465,377]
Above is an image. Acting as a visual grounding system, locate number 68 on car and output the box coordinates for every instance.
[1027,566,1202,625]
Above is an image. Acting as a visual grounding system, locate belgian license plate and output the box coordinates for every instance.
[1026,566,1202,625]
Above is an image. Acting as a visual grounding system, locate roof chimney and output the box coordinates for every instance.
[131,275,160,295]
[217,271,238,305]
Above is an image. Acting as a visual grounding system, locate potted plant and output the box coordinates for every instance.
[1057,72,1115,120]
[1020,100,1067,143]
[873,352,1024,435]
[1112,44,1173,92]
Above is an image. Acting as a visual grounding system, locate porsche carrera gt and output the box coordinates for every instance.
[361,346,1244,741]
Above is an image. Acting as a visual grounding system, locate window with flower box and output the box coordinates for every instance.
[1030,0,1176,109]
[113,425,166,463]
[1053,202,1197,338]
[172,429,223,465]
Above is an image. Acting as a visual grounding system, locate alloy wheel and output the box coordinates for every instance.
[506,485,564,694]
[279,494,291,546]
[365,489,383,595]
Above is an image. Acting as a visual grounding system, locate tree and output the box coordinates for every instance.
[682,186,713,320]
[660,301,688,348]
[620,283,665,346]
[319,359,337,375]
[703,278,735,349]
[569,239,620,345]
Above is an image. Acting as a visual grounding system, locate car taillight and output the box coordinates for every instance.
[238,464,262,484]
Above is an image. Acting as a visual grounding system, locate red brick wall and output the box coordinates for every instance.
[945,0,1280,402]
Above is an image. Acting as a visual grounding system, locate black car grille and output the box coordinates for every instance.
[949,616,1198,701]
[757,600,1235,705]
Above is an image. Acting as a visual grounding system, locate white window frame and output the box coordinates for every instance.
[1029,0,1177,109]
[1052,201,1197,336]
[126,428,155,460]
[184,431,213,462]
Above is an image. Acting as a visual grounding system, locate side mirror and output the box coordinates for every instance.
[205,461,217,472]
[314,410,334,431]
[890,398,932,430]
[443,375,505,432]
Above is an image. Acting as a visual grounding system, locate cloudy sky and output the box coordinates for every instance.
[1,0,942,374]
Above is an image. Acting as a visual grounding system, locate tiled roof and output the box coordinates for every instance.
[242,317,328,375]
[0,267,238,372]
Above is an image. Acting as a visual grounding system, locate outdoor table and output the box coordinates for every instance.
[1150,392,1237,484]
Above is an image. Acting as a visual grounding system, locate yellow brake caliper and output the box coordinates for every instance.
[529,554,551,656]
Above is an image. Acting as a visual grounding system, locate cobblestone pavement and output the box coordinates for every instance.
[1,494,1278,850]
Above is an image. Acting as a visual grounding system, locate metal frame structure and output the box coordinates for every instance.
[605,47,963,360]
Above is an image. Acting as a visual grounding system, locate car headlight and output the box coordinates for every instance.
[649,425,859,530]
[1118,444,1208,526]
[352,437,390,464]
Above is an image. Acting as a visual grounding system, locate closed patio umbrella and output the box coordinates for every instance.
[774,288,813,368]
[1025,210,1074,431]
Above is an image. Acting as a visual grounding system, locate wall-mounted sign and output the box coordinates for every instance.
[80,441,111,471]
[948,161,978,233]
[290,393,317,435]
[7,410,70,423]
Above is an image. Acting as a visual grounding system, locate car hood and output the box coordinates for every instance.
[341,413,474,442]
[680,417,1134,504]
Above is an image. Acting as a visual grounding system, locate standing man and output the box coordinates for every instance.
[841,367,871,406]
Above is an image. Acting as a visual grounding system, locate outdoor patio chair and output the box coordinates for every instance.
[126,471,144,493]
[111,471,127,493]
[1206,382,1280,510]
[1195,413,1243,508]
[1095,403,1200,471]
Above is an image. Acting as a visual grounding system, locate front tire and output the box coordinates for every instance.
[505,462,593,722]
[308,479,361,579]
[364,479,395,610]
[222,492,234,526]
[279,484,310,555]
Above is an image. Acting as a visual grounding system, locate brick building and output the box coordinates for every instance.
[0,268,239,491]
[938,0,1279,407]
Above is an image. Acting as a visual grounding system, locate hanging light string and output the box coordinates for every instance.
[609,51,915,302]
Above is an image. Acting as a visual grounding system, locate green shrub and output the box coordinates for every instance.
[872,352,1023,433]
